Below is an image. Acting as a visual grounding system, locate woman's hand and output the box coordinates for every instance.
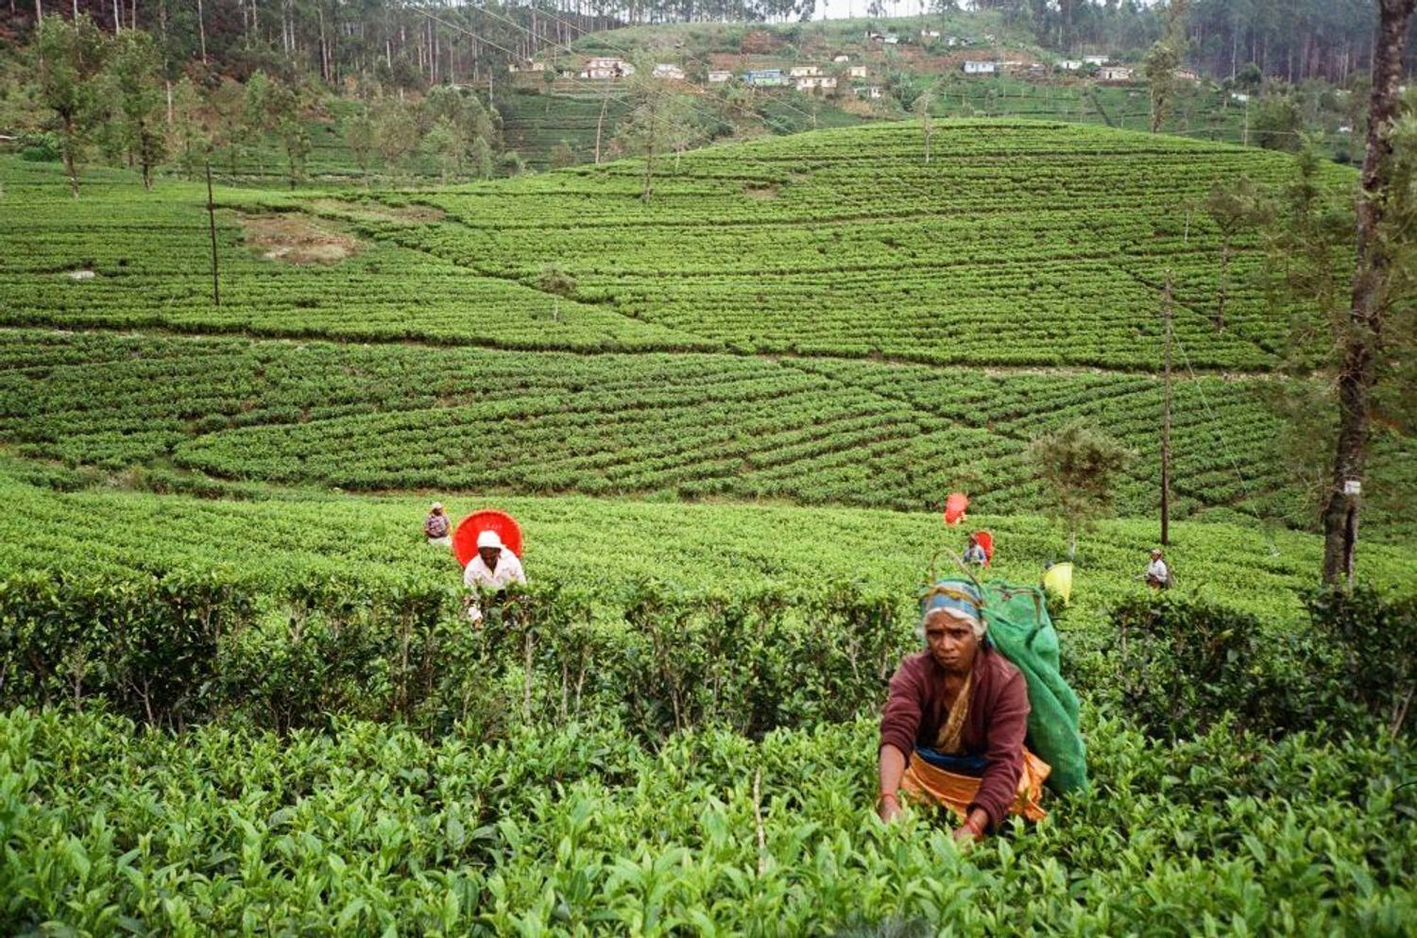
[952,808,988,846]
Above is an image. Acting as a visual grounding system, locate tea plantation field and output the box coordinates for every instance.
[3,123,1413,533]
[0,120,1414,935]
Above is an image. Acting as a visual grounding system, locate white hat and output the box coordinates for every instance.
[476,530,503,549]
[430,502,444,511]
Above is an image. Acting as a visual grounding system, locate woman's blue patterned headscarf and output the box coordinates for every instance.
[920,580,986,638]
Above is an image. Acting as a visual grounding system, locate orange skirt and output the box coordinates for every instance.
[900,748,1050,824]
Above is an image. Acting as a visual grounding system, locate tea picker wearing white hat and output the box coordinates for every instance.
[463,529,527,624]
[463,529,527,592]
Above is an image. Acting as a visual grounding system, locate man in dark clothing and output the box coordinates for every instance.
[876,582,1048,842]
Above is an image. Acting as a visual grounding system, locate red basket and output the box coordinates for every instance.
[453,510,523,566]
[943,492,969,525]
[973,530,994,564]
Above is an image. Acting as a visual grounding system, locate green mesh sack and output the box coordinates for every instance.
[936,578,1089,795]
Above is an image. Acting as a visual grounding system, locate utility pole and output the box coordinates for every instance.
[205,162,220,306]
[1160,272,1173,547]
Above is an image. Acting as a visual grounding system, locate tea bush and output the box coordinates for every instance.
[0,566,910,741]
[1305,587,1417,736]
[1,707,1412,936]
[1110,591,1417,742]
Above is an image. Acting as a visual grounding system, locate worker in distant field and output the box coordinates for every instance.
[963,533,987,566]
[876,582,1048,842]
[463,530,527,623]
[424,503,452,548]
[1145,549,1170,590]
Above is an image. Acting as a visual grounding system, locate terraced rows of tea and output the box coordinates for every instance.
[0,120,1411,536]
[0,330,1248,511]
[344,121,1307,368]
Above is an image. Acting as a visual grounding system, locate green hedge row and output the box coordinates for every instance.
[2,565,1412,744]
[0,569,905,741]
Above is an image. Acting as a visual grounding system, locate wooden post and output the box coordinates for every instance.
[1160,272,1173,547]
[205,162,220,306]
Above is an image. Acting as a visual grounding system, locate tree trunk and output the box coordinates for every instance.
[1319,0,1416,584]
[63,118,79,198]
[317,5,327,81]
[197,0,208,63]
[1216,236,1228,331]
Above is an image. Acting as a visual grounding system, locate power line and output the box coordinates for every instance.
[411,3,877,190]
[411,2,862,167]
[498,0,828,128]
[409,4,685,169]
[1168,327,1262,512]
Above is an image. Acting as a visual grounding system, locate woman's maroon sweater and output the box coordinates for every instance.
[879,645,1030,832]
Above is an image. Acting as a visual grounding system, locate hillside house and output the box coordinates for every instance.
[1083,55,1108,66]
[789,65,822,78]
[708,70,732,83]
[796,75,837,91]
[833,54,851,63]
[921,29,940,38]
[854,85,883,99]
[653,63,686,80]
[848,65,868,78]
[1230,92,1251,103]
[581,56,633,79]
[1176,69,1199,81]
[743,68,787,86]
[1098,66,1134,82]
[1058,59,1082,70]
[963,60,997,75]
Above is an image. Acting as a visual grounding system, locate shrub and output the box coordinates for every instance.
[1306,586,1417,736]
[18,132,60,161]
[1108,595,1300,740]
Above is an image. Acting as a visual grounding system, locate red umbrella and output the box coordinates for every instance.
[943,492,969,525]
[453,510,523,566]
[973,530,994,564]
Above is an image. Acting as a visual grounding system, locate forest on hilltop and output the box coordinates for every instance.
[3,1,1411,93]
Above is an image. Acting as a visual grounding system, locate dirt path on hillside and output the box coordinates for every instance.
[238,213,364,265]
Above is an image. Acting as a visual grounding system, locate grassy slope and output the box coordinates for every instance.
[3,453,1414,630]
[1,120,1412,536]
